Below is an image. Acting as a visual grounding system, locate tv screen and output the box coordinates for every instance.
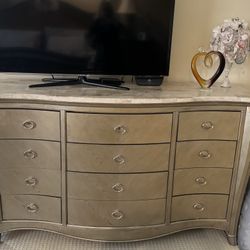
[0,0,175,76]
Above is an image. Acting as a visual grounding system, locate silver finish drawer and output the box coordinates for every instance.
[2,195,61,223]
[68,199,166,227]
[67,113,172,144]
[68,172,168,201]
[0,168,61,196]
[67,143,170,173]
[0,109,60,140]
[0,140,61,170]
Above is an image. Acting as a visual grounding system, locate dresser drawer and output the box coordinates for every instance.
[171,195,228,222]
[0,168,61,196]
[68,199,166,227]
[68,172,168,200]
[0,140,60,170]
[2,195,61,223]
[67,113,172,144]
[173,168,232,196]
[67,143,170,173]
[175,141,236,169]
[178,111,241,141]
[0,110,60,140]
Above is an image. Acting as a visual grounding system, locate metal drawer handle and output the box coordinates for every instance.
[112,183,124,193]
[113,155,126,165]
[22,120,37,130]
[199,150,211,159]
[24,149,38,159]
[111,210,124,220]
[195,177,207,186]
[26,203,39,213]
[201,121,214,130]
[193,203,205,212]
[25,176,38,187]
[114,125,127,135]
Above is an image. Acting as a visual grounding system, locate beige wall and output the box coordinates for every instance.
[169,0,250,84]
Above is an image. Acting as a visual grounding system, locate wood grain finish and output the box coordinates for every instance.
[175,141,236,169]
[67,143,170,173]
[68,199,166,227]
[0,110,60,141]
[0,140,60,170]
[173,168,232,196]
[171,195,229,222]
[0,168,61,196]
[2,195,61,223]
[67,172,168,200]
[67,113,172,144]
[178,111,241,141]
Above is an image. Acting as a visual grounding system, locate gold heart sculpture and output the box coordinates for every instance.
[191,51,225,88]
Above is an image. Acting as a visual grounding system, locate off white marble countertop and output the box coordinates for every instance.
[0,73,250,105]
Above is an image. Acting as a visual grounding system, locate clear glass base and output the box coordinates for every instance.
[221,61,233,88]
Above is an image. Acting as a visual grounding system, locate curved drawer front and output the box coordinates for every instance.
[171,194,229,222]
[178,111,241,141]
[67,113,172,144]
[2,195,61,223]
[0,140,60,170]
[0,168,61,196]
[175,141,236,169]
[173,168,232,196]
[67,143,170,173]
[68,199,166,227]
[67,172,168,200]
[0,110,60,140]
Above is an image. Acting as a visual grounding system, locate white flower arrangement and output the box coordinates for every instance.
[210,18,250,87]
[210,17,249,64]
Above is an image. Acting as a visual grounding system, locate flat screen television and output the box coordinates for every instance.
[0,0,175,77]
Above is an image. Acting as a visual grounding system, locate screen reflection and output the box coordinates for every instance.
[0,0,173,75]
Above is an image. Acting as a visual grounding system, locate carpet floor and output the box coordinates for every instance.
[0,229,239,250]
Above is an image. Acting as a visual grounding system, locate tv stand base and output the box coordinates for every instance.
[29,76,129,90]
[135,76,164,86]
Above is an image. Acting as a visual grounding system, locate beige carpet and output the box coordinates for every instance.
[0,229,239,250]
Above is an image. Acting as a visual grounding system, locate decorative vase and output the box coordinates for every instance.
[221,60,233,88]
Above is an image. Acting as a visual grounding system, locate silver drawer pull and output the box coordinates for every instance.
[26,203,39,213]
[25,176,38,187]
[22,120,36,130]
[112,183,124,193]
[111,210,124,220]
[24,149,38,159]
[195,177,207,185]
[113,155,126,165]
[201,121,214,130]
[199,150,211,159]
[193,203,205,212]
[114,125,127,135]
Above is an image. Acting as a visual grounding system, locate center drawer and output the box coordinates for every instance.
[67,113,172,144]
[68,199,166,227]
[67,143,170,173]
[67,172,168,200]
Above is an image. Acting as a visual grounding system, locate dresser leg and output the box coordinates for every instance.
[225,232,237,246]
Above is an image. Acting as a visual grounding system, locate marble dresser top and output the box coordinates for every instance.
[0,73,250,105]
